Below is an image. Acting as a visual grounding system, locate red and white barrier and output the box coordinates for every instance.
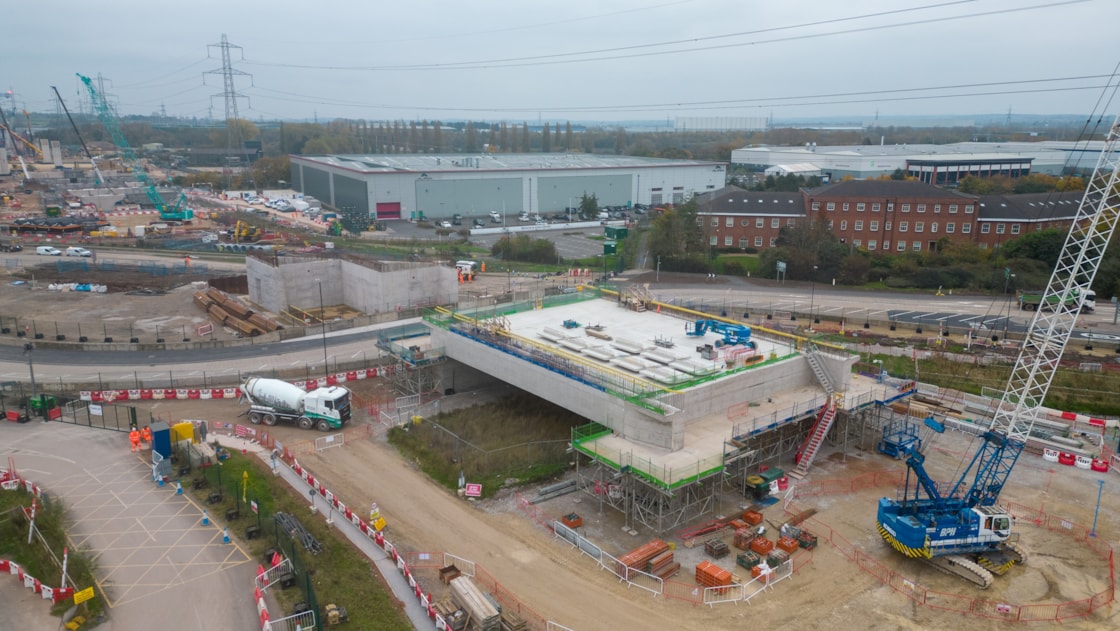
[0,470,77,604]
[289,459,447,626]
[76,366,392,402]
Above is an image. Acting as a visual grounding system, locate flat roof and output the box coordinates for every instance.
[292,152,725,174]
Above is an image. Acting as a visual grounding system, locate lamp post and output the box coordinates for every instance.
[1002,271,1015,342]
[656,255,661,283]
[315,278,329,380]
[23,342,37,419]
[808,265,818,331]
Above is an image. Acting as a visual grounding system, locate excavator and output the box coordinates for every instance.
[876,108,1120,588]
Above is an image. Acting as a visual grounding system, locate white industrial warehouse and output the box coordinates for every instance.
[289,153,727,221]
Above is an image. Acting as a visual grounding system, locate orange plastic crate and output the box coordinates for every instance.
[742,510,763,526]
[776,536,800,554]
[750,537,774,555]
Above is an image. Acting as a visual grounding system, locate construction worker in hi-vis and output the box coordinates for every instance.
[129,427,141,452]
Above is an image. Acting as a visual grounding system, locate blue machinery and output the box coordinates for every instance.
[685,319,754,347]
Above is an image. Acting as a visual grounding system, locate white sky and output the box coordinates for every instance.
[5,0,1120,122]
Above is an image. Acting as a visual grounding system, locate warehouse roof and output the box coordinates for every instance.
[293,153,725,173]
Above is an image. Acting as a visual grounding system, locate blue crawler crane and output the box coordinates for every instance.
[877,109,1120,588]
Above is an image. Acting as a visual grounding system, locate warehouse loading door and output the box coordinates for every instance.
[375,202,402,220]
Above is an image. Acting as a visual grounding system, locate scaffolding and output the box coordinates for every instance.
[376,322,445,400]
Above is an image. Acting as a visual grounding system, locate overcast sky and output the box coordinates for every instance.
[5,0,1120,123]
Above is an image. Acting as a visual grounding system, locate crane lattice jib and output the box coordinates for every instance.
[77,73,167,212]
[991,116,1120,444]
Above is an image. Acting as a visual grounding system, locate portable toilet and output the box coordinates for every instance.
[149,421,172,460]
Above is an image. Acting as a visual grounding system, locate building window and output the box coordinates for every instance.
[711,218,718,227]
[912,241,922,251]
[710,236,718,245]
[897,241,906,251]
[755,236,763,247]
[771,218,780,229]
[673,192,684,204]
[854,220,864,231]
[872,203,881,212]
[741,219,750,227]
[883,240,890,250]
[996,224,1006,234]
[962,224,972,234]
[857,203,866,212]
[828,220,834,229]
[887,203,894,212]
[885,221,892,231]
[726,217,734,227]
[899,221,908,232]
[651,193,662,205]
[811,201,820,210]
[739,238,748,248]
[934,204,941,213]
[695,218,702,226]
[870,220,879,231]
[901,204,910,213]
[1011,224,1021,234]
[949,204,958,214]
[917,204,926,213]
[853,239,862,247]
[965,205,974,214]
[755,217,764,228]
[931,222,938,233]
[946,222,955,233]
[868,240,877,250]
[843,202,850,211]
[769,237,777,247]
[915,222,924,233]
[787,218,795,226]
[724,236,733,246]
[826,202,835,211]
[840,220,848,231]
[981,224,991,234]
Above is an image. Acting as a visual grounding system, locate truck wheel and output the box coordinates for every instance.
[249,412,262,424]
[317,420,330,432]
[298,417,312,430]
[263,413,277,426]
[1024,303,1036,311]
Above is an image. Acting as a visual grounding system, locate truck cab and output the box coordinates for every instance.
[303,386,351,428]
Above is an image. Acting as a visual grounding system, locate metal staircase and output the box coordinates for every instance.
[804,344,835,395]
[790,397,837,478]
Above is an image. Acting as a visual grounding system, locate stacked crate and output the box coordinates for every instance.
[797,530,819,549]
[733,528,757,551]
[767,549,791,568]
[704,538,730,559]
[735,551,760,571]
[750,536,774,555]
[742,510,764,526]
[776,536,800,553]
[695,561,733,592]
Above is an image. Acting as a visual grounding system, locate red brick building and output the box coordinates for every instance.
[803,180,978,253]
[974,191,1084,249]
[694,182,1082,253]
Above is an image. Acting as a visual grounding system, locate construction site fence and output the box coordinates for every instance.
[6,356,390,395]
[551,520,800,607]
[786,474,1116,623]
[59,399,147,432]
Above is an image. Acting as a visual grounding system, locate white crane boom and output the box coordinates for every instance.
[992,117,1120,442]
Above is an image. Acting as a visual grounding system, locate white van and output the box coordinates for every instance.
[37,246,62,256]
[455,260,478,274]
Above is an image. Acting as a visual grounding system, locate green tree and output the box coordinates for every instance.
[433,121,443,152]
[614,127,626,154]
[542,122,551,152]
[521,123,530,152]
[958,175,1012,195]
[1001,228,1065,268]
[578,193,599,220]
[565,121,573,151]
[647,198,704,264]
[500,123,510,153]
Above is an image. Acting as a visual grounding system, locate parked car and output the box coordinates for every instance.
[452,214,463,225]
[65,246,92,257]
[36,246,62,256]
[472,219,485,228]
[488,210,502,220]
[438,220,453,228]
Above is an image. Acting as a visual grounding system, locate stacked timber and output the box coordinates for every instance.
[616,539,671,576]
[499,608,528,631]
[646,549,680,579]
[449,576,500,631]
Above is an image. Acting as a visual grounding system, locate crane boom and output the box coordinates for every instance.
[877,112,1120,588]
[0,122,43,160]
[992,119,1120,443]
[77,73,192,222]
[51,86,104,185]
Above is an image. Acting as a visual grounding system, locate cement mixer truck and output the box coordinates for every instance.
[241,377,351,431]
